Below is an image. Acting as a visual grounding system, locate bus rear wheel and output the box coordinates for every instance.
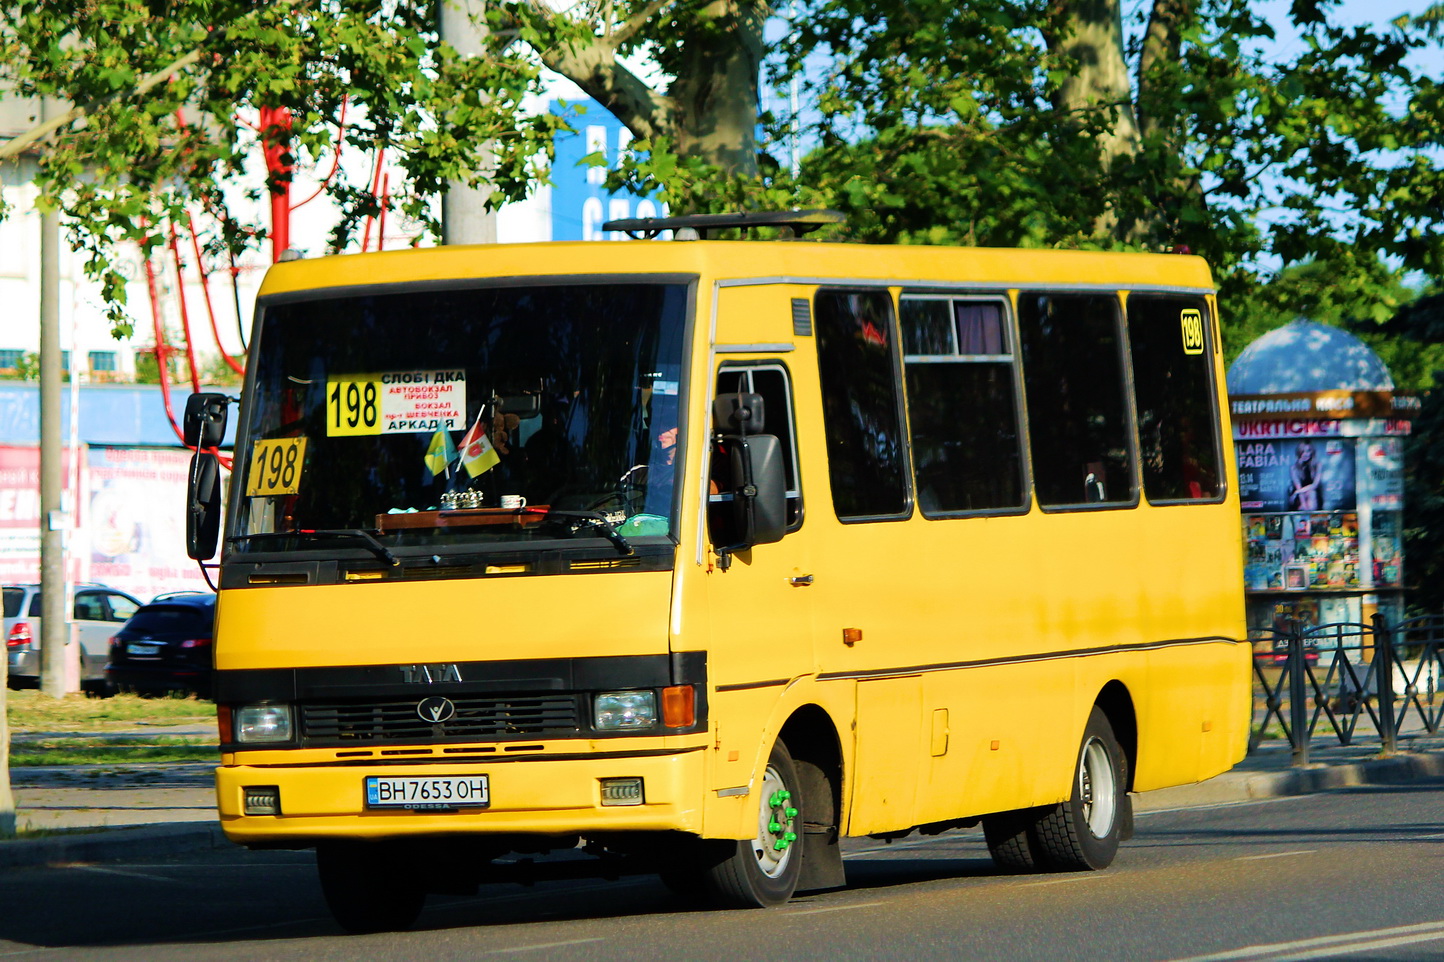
[1031,706,1125,871]
[981,808,1046,871]
[316,840,426,934]
[662,739,804,908]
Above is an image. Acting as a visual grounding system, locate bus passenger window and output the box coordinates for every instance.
[814,290,909,520]
[1017,294,1135,508]
[1127,295,1223,502]
[900,296,1025,515]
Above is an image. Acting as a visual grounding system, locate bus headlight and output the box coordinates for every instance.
[234,704,295,743]
[593,691,657,730]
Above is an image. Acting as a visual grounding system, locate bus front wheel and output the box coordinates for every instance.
[1032,706,1125,871]
[662,738,804,907]
[316,840,426,934]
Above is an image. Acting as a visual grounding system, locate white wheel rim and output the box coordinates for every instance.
[1079,736,1117,838]
[752,762,797,878]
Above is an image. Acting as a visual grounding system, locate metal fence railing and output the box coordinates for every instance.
[1251,614,1444,765]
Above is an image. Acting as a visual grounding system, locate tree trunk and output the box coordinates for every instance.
[667,1,768,176]
[535,1,768,178]
[1043,0,1142,240]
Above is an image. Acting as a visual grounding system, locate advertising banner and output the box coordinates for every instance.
[0,444,210,601]
[87,447,211,600]
[1237,438,1356,512]
[549,100,666,241]
[0,445,85,585]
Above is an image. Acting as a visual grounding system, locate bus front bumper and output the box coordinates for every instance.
[215,747,707,846]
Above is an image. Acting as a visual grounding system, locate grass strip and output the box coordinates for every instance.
[11,736,216,766]
[6,689,214,733]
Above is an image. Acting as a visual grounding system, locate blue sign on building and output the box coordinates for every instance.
[549,100,667,241]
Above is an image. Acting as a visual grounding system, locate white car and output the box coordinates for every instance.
[4,583,142,693]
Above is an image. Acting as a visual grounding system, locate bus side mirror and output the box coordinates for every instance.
[186,451,222,560]
[733,434,786,547]
[714,433,786,561]
[185,393,231,449]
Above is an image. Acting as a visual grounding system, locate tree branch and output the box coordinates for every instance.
[0,0,308,161]
[525,0,674,142]
[606,0,674,50]
[0,49,207,160]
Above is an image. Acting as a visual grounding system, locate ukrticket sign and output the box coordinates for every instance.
[326,370,466,436]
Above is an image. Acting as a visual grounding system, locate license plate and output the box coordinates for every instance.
[127,644,160,656]
[364,774,489,810]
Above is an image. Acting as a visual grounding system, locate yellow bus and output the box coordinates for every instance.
[184,211,1249,932]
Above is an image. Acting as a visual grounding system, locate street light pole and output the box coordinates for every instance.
[38,96,68,699]
[439,0,497,246]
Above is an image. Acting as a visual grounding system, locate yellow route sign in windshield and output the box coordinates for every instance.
[326,371,466,437]
[247,437,308,497]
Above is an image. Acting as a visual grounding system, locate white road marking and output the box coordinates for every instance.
[784,901,885,916]
[1015,875,1101,887]
[66,865,179,883]
[489,938,606,954]
[1136,795,1306,816]
[1163,920,1444,961]
[1234,850,1316,861]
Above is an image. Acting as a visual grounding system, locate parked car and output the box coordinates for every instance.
[4,583,143,692]
[105,593,216,698]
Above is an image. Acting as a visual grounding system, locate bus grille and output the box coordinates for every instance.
[300,693,582,744]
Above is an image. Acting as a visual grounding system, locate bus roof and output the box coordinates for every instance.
[256,240,1216,300]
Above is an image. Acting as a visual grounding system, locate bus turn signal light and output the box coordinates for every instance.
[662,685,695,728]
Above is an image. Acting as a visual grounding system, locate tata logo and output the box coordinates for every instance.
[417,696,457,724]
[399,663,463,684]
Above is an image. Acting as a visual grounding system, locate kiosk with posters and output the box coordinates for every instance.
[1227,318,1418,637]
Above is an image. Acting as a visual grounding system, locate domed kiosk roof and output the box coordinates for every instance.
[1226,318,1394,394]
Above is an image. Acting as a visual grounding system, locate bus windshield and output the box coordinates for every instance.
[233,281,690,556]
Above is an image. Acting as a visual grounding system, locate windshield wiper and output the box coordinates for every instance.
[534,509,634,556]
[231,528,399,567]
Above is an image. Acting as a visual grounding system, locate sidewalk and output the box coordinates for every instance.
[3,735,1444,871]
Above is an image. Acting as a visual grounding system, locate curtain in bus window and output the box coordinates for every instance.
[1017,294,1135,507]
[956,302,1004,355]
[1127,295,1222,501]
[814,290,908,519]
[901,298,1025,515]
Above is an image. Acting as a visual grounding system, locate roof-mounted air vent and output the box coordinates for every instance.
[601,209,844,240]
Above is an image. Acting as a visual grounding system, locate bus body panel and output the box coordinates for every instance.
[214,572,675,671]
[215,747,706,844]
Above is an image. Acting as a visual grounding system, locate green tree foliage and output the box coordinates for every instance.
[508,0,773,177]
[0,0,562,337]
[1362,290,1444,612]
[769,0,1444,315]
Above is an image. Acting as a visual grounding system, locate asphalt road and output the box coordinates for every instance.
[3,781,1444,961]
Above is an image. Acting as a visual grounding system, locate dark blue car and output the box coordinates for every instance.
[105,593,216,698]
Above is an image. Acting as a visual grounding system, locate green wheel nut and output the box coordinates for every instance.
[769,820,781,832]
[785,807,798,818]
[784,831,797,842]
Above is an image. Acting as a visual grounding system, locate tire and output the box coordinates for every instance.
[663,739,805,908]
[316,841,426,934]
[982,808,1045,871]
[1031,706,1126,872]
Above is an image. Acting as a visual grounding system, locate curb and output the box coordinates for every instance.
[1135,748,1444,811]
[1243,750,1444,796]
[0,822,229,871]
